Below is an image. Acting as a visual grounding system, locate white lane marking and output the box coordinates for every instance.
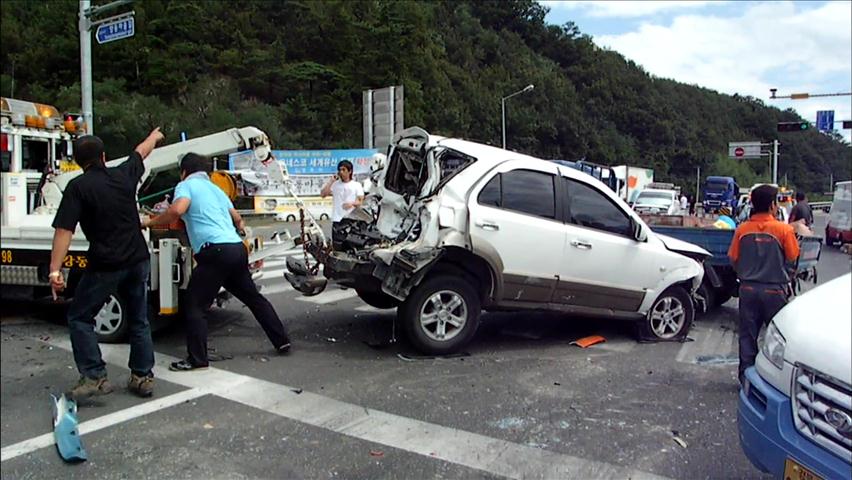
[355,305,381,312]
[295,288,357,304]
[0,388,205,462]
[675,324,736,364]
[259,283,293,296]
[262,260,288,269]
[34,339,671,480]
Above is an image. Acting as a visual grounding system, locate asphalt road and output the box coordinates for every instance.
[2,213,849,479]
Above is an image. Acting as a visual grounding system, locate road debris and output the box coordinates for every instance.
[396,352,471,362]
[290,388,303,394]
[570,335,606,348]
[203,423,214,429]
[672,436,688,449]
[369,449,384,457]
[51,393,87,462]
[326,337,337,343]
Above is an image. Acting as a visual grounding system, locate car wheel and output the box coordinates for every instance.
[95,294,129,343]
[356,288,400,309]
[824,227,836,247]
[399,274,481,355]
[637,286,694,342]
[320,213,329,221]
[286,214,296,222]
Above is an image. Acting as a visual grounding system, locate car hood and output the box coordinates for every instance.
[654,233,711,259]
[775,273,852,384]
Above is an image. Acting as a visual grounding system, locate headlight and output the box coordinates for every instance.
[721,201,728,206]
[761,322,786,369]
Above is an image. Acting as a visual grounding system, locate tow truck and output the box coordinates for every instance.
[1,97,312,342]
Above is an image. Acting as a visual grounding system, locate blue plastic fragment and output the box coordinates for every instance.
[51,394,87,462]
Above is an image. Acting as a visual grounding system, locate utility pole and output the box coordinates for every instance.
[79,0,93,134]
[78,0,135,135]
[772,139,779,185]
[695,166,701,209]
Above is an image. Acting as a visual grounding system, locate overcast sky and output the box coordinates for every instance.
[541,1,852,143]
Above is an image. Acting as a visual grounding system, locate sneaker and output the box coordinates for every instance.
[169,359,208,372]
[277,342,292,354]
[127,374,154,397]
[68,376,113,401]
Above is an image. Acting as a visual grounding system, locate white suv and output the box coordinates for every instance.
[286,127,708,354]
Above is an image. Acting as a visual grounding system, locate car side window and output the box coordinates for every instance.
[564,178,631,237]
[477,170,555,219]
[478,175,501,207]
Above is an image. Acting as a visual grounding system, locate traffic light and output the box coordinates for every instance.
[777,122,810,132]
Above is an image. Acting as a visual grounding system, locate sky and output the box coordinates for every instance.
[541,0,852,143]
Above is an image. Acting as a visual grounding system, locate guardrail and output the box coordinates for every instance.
[810,201,831,213]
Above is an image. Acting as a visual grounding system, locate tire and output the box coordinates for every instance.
[319,213,330,221]
[356,288,400,309]
[399,274,481,355]
[715,292,733,306]
[285,214,296,222]
[825,227,837,247]
[636,286,694,342]
[95,293,129,343]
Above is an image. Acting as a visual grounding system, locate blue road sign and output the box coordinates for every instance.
[816,110,834,132]
[96,17,135,45]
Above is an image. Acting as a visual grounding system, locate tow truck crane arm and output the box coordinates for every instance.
[41,127,273,208]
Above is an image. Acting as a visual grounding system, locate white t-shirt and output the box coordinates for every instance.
[680,196,688,211]
[331,180,365,222]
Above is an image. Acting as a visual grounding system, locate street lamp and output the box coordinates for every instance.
[501,84,534,149]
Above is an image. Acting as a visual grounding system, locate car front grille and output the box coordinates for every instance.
[792,363,852,463]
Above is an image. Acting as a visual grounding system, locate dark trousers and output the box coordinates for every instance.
[737,282,788,381]
[185,242,289,366]
[67,259,154,379]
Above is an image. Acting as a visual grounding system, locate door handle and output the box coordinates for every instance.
[475,220,500,231]
[571,240,592,250]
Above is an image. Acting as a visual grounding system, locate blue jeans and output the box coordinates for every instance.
[67,259,154,379]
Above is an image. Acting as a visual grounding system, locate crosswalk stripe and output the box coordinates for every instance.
[296,289,357,304]
[259,283,294,295]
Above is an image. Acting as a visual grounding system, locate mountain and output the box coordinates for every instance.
[2,0,849,195]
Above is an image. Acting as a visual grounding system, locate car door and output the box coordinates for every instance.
[467,161,564,303]
[555,175,670,312]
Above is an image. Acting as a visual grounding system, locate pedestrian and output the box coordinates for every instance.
[680,193,689,213]
[49,127,164,401]
[320,160,364,245]
[727,184,800,386]
[788,191,813,227]
[142,153,291,371]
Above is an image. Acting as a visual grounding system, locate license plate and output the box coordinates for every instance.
[784,458,822,480]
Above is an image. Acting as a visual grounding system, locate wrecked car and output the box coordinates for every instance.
[286,127,709,354]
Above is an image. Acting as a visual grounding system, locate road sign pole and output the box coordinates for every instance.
[695,166,700,211]
[79,0,93,135]
[772,139,779,185]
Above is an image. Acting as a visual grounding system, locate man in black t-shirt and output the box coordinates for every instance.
[49,128,163,401]
[788,191,814,227]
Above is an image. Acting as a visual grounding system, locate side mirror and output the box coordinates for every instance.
[631,218,647,242]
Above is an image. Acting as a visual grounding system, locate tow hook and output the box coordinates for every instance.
[284,256,327,296]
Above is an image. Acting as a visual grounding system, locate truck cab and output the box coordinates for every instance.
[703,176,739,213]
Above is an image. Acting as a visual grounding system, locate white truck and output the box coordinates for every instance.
[1,97,300,342]
[632,182,682,216]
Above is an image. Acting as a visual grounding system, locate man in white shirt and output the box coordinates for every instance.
[680,194,689,213]
[321,160,365,245]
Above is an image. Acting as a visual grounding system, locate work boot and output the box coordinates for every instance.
[68,376,113,401]
[127,373,154,398]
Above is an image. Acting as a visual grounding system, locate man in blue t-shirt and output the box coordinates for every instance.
[144,153,290,370]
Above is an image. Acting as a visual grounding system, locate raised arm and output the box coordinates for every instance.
[134,127,165,160]
[229,208,246,236]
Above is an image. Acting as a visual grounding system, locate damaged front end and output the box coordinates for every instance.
[284,127,475,301]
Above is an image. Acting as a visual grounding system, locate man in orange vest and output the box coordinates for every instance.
[728,184,799,386]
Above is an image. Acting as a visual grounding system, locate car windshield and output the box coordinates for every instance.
[706,181,728,191]
[636,192,672,206]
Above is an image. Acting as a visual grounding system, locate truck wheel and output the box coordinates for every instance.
[399,274,481,355]
[356,288,400,309]
[95,294,128,343]
[637,286,694,342]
